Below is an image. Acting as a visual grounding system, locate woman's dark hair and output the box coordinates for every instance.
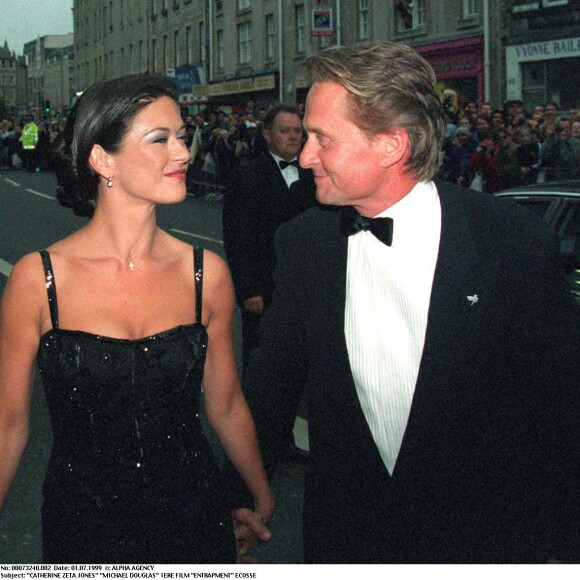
[53,74,177,217]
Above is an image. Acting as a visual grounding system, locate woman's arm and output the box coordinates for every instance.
[0,254,44,513]
[201,251,275,521]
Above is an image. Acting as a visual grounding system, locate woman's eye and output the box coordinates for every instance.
[153,136,168,143]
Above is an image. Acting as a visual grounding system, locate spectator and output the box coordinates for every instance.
[513,126,541,185]
[495,128,521,190]
[541,117,580,181]
[440,126,477,187]
[468,129,501,192]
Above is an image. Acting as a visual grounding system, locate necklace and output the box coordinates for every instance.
[128,261,135,272]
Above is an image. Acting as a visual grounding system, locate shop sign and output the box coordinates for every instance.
[312,6,333,37]
[513,37,580,60]
[193,74,276,97]
[431,59,477,74]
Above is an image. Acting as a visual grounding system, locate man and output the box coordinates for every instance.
[242,43,580,563]
[20,115,39,173]
[223,103,316,464]
[541,116,580,181]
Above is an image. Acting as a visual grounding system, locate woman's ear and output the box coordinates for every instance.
[88,144,114,178]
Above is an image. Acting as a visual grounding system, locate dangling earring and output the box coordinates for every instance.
[107,176,113,188]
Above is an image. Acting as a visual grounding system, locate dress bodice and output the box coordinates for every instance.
[36,248,218,503]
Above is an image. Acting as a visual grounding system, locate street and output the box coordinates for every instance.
[0,171,306,564]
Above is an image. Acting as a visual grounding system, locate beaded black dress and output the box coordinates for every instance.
[36,248,235,563]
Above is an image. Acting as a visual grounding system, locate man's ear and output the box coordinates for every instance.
[88,144,114,178]
[374,129,410,169]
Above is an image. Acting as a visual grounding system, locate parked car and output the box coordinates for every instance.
[494,180,580,304]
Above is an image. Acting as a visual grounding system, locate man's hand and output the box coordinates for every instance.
[232,508,272,563]
[243,296,265,316]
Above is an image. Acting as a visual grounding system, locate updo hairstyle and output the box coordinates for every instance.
[53,74,177,217]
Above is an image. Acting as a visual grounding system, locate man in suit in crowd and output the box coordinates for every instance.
[223,103,316,464]
[241,43,580,563]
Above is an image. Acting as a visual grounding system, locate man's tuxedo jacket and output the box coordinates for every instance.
[244,181,580,563]
[222,153,316,305]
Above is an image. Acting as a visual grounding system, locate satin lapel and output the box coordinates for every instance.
[393,186,499,478]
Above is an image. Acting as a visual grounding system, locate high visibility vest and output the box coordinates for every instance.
[21,122,39,150]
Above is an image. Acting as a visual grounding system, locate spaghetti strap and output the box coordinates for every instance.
[39,250,59,330]
[194,246,203,324]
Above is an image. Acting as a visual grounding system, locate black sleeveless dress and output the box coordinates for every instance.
[36,248,235,563]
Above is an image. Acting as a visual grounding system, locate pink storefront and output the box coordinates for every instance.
[415,36,485,107]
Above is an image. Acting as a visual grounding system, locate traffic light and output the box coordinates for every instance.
[44,100,51,113]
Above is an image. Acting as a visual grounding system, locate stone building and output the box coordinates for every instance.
[77,1,579,114]
[0,42,28,118]
[23,35,74,115]
[505,0,580,111]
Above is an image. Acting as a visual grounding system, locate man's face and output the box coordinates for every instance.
[557,120,571,140]
[300,81,388,209]
[476,118,490,132]
[263,111,303,161]
[481,104,493,117]
[545,104,558,118]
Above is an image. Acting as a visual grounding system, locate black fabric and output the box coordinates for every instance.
[242,183,580,563]
[37,248,235,564]
[340,206,394,245]
[278,159,299,169]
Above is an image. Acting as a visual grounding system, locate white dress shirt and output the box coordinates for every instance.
[344,181,441,475]
[270,152,299,188]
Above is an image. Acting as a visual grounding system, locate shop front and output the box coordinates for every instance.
[506,36,580,112]
[415,36,484,107]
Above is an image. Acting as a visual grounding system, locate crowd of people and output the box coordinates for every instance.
[0,117,66,173]
[3,92,579,196]
[437,89,580,192]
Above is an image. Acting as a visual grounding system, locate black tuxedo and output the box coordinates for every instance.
[244,181,580,563]
[223,153,316,308]
[223,153,316,448]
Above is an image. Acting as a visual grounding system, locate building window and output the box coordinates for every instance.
[238,22,252,64]
[217,29,224,69]
[396,0,426,32]
[462,0,478,18]
[163,35,168,72]
[215,0,223,13]
[186,26,192,65]
[265,14,274,60]
[152,39,157,72]
[238,0,250,10]
[296,4,305,53]
[174,31,179,68]
[139,40,143,70]
[359,0,369,39]
[200,21,206,64]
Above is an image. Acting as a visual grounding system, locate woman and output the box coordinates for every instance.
[0,74,274,563]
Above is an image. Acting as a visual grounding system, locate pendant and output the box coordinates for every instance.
[129,261,135,272]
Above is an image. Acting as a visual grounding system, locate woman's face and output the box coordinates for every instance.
[103,96,190,207]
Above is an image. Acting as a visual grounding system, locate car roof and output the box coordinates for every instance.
[495,180,580,198]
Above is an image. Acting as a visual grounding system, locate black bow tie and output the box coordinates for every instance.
[279,159,299,170]
[340,206,394,246]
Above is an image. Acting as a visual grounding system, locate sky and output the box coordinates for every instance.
[0,0,73,54]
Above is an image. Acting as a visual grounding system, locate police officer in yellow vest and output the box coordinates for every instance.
[20,115,39,173]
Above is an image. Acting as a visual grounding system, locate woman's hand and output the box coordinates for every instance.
[232,507,273,563]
